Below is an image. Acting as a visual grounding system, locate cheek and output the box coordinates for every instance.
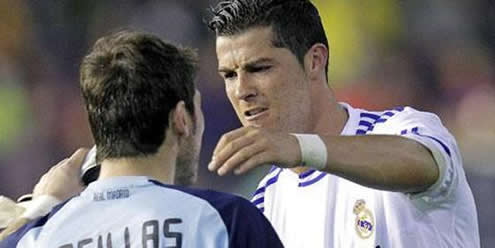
[275,86,307,115]
[224,84,234,99]
[267,85,287,106]
[225,86,240,108]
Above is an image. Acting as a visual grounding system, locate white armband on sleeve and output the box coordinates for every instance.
[291,134,328,170]
[403,132,456,203]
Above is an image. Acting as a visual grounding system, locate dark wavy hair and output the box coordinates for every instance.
[80,30,198,161]
[208,0,329,75]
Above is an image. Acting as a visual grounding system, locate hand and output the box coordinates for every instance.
[32,148,89,201]
[208,127,301,176]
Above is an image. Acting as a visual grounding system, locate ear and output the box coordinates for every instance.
[172,101,190,138]
[304,43,329,81]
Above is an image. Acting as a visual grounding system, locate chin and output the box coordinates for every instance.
[242,120,270,129]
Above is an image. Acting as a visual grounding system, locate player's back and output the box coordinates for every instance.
[1,176,283,248]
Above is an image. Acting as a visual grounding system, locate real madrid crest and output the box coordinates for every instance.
[353,199,375,239]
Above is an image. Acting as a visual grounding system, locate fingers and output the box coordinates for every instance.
[209,128,301,176]
[209,129,258,173]
[216,141,265,176]
[232,151,272,175]
[209,127,275,175]
[32,148,90,200]
[45,149,89,180]
[44,148,89,174]
[68,148,90,169]
[211,128,249,159]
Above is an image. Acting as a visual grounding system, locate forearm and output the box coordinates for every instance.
[321,135,439,193]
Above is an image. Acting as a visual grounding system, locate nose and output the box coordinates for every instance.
[235,74,257,102]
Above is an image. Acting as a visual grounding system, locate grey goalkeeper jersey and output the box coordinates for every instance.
[0,176,283,248]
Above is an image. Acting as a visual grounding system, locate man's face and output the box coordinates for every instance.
[216,26,312,132]
[175,90,204,186]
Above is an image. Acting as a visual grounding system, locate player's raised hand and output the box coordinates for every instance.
[32,148,89,201]
[208,127,302,176]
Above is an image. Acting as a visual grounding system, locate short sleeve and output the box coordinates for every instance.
[374,107,461,204]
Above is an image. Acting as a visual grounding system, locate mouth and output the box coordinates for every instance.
[244,107,269,121]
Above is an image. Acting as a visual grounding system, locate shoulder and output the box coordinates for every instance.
[148,180,266,229]
[148,180,283,247]
[389,107,444,126]
[149,179,251,212]
[344,103,408,135]
[357,105,446,135]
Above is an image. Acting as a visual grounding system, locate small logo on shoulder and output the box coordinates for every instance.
[353,199,375,239]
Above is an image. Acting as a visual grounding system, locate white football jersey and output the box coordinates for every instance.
[1,176,283,248]
[252,103,480,248]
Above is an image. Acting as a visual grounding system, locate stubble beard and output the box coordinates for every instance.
[174,136,199,186]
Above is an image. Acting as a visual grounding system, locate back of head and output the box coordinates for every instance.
[208,0,329,74]
[80,30,198,162]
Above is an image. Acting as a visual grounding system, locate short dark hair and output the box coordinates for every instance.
[80,30,198,161]
[208,0,329,76]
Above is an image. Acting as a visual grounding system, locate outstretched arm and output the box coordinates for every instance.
[320,134,438,193]
[208,127,439,193]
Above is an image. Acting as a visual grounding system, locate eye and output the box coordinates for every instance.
[221,71,237,80]
[250,65,271,73]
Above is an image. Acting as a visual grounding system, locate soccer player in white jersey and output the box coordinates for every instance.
[0,30,284,248]
[206,0,480,247]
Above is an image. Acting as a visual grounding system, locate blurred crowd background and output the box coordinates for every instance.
[0,0,493,245]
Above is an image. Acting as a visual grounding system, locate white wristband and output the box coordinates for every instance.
[291,134,328,170]
[19,195,61,220]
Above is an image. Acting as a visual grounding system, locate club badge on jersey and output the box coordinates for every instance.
[353,199,375,239]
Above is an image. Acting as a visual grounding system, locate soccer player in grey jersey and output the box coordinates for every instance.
[0,30,283,248]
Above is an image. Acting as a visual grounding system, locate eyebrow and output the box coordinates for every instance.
[218,57,275,73]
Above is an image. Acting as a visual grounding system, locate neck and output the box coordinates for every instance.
[291,81,348,175]
[310,82,348,135]
[98,144,177,185]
